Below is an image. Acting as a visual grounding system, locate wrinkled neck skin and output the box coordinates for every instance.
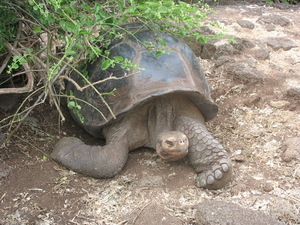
[147,94,205,149]
[102,94,205,152]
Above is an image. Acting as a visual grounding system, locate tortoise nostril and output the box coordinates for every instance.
[179,140,185,145]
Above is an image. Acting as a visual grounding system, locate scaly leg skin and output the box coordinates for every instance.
[51,137,129,178]
[175,117,232,190]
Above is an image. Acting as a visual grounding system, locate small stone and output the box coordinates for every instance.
[124,204,182,225]
[237,19,255,29]
[282,149,299,162]
[196,200,284,225]
[265,24,276,32]
[231,37,255,51]
[269,100,290,109]
[287,87,300,98]
[214,44,234,58]
[265,37,297,51]
[257,14,290,27]
[215,56,235,67]
[230,183,247,196]
[282,137,300,162]
[200,43,217,59]
[244,95,262,107]
[224,62,263,83]
[234,154,246,162]
[255,49,270,60]
[262,183,274,192]
[0,167,12,179]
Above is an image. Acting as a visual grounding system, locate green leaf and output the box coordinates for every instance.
[66,50,76,55]
[67,101,76,109]
[157,37,166,47]
[19,57,28,63]
[79,29,90,35]
[113,56,123,62]
[145,2,160,8]
[117,1,124,11]
[136,5,147,11]
[163,1,174,7]
[81,4,90,11]
[74,42,83,50]
[33,25,42,33]
[86,18,93,28]
[158,6,168,14]
[101,59,112,70]
[155,51,163,57]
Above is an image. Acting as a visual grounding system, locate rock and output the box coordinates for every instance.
[244,95,262,107]
[262,183,274,192]
[125,204,182,225]
[215,56,236,67]
[257,14,290,27]
[265,37,297,51]
[24,116,39,125]
[199,26,216,36]
[237,19,255,29]
[234,154,246,162]
[269,100,290,109]
[230,183,247,196]
[214,44,234,58]
[239,58,257,68]
[287,87,300,98]
[241,8,263,16]
[254,48,270,60]
[200,43,217,59]
[196,200,285,225]
[265,24,276,32]
[231,37,255,51]
[281,137,300,162]
[0,165,11,179]
[269,198,300,224]
[224,62,263,83]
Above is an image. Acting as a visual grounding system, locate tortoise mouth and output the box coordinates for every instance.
[158,149,188,161]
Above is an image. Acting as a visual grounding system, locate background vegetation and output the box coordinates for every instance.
[0,0,220,138]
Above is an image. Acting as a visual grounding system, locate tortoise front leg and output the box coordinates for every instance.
[175,116,232,189]
[51,137,129,178]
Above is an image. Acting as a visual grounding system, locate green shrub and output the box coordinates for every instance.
[0,0,223,136]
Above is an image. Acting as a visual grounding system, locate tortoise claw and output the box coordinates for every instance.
[196,160,232,189]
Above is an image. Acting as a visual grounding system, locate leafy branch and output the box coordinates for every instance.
[0,0,224,140]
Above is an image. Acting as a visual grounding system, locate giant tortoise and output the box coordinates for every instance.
[52,23,232,189]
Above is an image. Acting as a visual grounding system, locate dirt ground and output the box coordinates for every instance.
[1,2,300,225]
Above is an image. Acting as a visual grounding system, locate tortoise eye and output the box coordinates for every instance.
[166,140,174,147]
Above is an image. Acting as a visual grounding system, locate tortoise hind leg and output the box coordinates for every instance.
[51,137,129,178]
[175,116,232,190]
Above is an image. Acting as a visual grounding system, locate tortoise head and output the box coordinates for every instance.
[156,131,188,161]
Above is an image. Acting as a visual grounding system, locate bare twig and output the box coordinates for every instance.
[59,76,83,91]
[132,202,152,224]
[0,53,12,75]
[4,88,48,144]
[58,71,139,92]
[0,192,7,202]
[81,71,139,90]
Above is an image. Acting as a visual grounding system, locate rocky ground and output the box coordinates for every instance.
[0,2,300,225]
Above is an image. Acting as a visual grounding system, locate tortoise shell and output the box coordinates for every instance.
[67,23,218,137]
